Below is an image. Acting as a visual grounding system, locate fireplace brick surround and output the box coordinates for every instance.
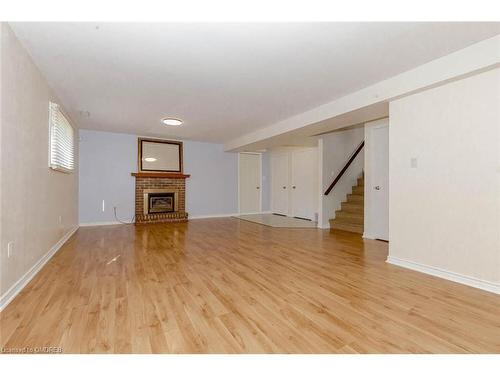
[132,173,190,224]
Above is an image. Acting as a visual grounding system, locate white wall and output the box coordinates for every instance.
[319,128,364,228]
[388,68,500,291]
[79,129,238,224]
[0,24,79,302]
[364,118,389,239]
[225,35,500,151]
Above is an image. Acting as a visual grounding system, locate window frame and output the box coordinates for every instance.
[48,101,75,173]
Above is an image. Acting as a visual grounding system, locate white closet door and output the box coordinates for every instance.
[271,152,289,215]
[239,153,261,214]
[371,124,389,240]
[291,149,317,220]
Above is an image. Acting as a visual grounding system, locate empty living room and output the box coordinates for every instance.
[0,1,499,372]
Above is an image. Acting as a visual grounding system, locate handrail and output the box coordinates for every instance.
[324,141,364,196]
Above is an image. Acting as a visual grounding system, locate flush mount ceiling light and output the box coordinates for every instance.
[144,157,157,162]
[161,118,183,126]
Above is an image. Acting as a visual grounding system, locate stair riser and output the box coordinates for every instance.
[334,214,364,225]
[352,186,364,195]
[341,202,363,213]
[347,194,364,203]
[330,222,364,234]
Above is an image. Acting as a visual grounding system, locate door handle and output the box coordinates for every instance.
[256,186,260,189]
[374,186,381,190]
[292,186,296,189]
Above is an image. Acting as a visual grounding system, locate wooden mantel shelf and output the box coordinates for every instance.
[131,172,191,179]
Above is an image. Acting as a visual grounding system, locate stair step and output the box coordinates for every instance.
[341,201,364,213]
[329,219,364,234]
[335,211,364,224]
[347,194,364,203]
[351,186,364,195]
[329,172,364,235]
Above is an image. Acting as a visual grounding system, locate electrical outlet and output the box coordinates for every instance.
[7,241,14,258]
[102,200,105,212]
[58,215,62,224]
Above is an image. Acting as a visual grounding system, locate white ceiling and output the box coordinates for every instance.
[10,22,500,144]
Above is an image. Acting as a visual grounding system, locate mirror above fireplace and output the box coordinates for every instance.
[138,138,183,173]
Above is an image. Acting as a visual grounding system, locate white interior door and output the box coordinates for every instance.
[372,124,389,240]
[239,153,261,214]
[271,152,289,215]
[291,149,317,220]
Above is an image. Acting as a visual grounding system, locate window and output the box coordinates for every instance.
[49,102,75,172]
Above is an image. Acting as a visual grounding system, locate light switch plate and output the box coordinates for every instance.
[410,157,418,168]
[7,241,14,258]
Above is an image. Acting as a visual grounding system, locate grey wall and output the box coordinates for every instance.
[79,130,136,224]
[79,129,238,224]
[184,140,238,217]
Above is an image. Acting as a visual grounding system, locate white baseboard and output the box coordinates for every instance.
[190,212,273,220]
[386,256,500,295]
[0,226,79,311]
[79,221,126,227]
[189,213,239,220]
[81,214,273,223]
[363,232,376,239]
[235,211,269,216]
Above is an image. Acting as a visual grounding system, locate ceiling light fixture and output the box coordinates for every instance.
[162,118,183,126]
[144,157,157,162]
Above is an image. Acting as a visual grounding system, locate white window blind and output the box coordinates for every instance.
[49,101,75,172]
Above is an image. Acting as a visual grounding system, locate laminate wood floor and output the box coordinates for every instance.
[1,218,499,353]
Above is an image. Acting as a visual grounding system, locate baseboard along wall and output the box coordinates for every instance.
[387,256,500,295]
[0,226,79,311]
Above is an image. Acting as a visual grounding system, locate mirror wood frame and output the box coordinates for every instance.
[137,137,183,173]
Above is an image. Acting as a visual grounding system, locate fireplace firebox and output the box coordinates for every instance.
[143,189,179,216]
[148,193,175,214]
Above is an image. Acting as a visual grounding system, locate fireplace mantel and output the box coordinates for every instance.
[131,172,190,179]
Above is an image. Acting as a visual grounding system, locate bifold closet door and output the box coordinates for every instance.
[291,149,317,220]
[271,152,289,215]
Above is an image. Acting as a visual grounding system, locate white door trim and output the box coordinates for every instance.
[238,152,263,214]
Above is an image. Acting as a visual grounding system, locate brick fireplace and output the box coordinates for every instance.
[132,172,190,224]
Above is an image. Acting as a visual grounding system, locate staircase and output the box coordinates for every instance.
[329,175,364,234]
